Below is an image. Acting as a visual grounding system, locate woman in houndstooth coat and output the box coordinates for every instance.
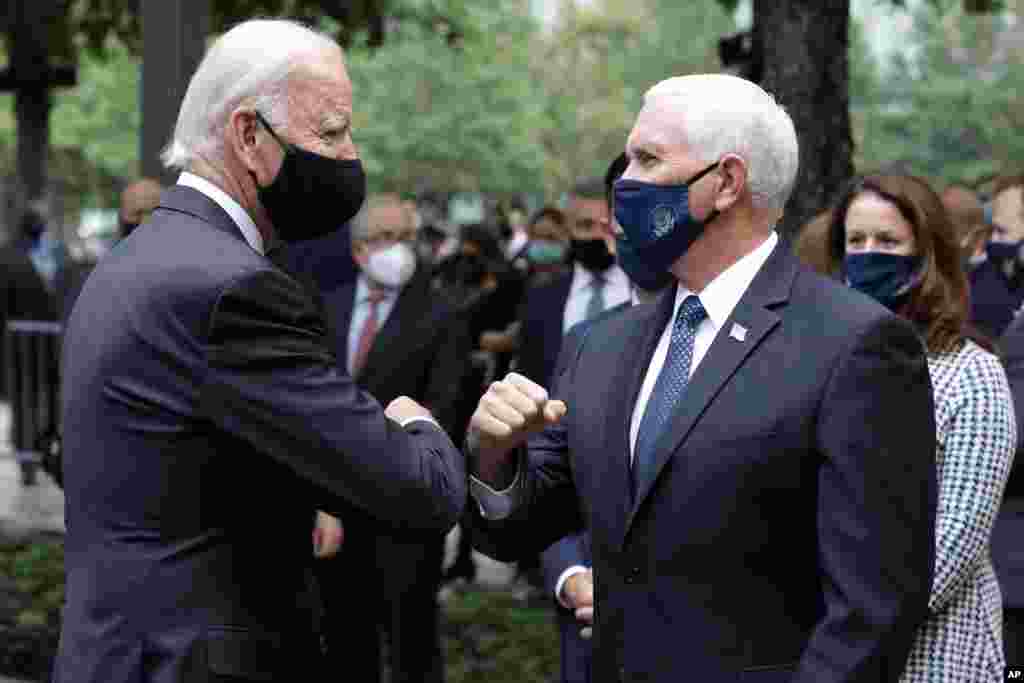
[829,174,1017,682]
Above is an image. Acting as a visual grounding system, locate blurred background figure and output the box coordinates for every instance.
[829,174,1016,681]
[940,183,1011,341]
[59,177,163,321]
[990,175,1024,247]
[315,193,472,683]
[997,313,1024,667]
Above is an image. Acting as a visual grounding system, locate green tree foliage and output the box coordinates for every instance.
[854,1,1024,185]
[344,2,549,196]
[536,0,733,193]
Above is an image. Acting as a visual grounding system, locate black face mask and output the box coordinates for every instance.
[254,110,366,244]
[120,221,140,238]
[571,238,615,273]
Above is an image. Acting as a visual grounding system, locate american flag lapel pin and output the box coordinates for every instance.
[730,323,747,342]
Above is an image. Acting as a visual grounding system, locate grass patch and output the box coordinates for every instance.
[443,587,559,683]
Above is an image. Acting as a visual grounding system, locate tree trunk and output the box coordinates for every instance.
[9,0,55,205]
[753,0,853,241]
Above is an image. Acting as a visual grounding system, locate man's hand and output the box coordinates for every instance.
[469,373,566,488]
[561,569,594,610]
[313,511,344,559]
[562,570,595,640]
[385,396,433,424]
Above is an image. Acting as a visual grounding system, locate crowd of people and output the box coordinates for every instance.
[1,15,1023,683]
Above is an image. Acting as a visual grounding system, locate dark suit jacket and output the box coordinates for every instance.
[516,272,573,387]
[969,259,1024,339]
[994,316,1024,607]
[470,245,937,683]
[324,270,470,436]
[277,222,358,294]
[54,186,466,683]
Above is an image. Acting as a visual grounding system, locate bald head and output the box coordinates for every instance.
[941,184,989,257]
[120,178,163,236]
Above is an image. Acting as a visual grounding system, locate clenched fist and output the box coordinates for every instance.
[469,372,566,487]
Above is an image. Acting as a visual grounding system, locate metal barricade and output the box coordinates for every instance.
[3,320,63,486]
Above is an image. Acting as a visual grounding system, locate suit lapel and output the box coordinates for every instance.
[330,283,357,370]
[545,274,574,372]
[625,246,799,534]
[357,275,424,381]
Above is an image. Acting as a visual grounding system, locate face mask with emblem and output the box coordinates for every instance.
[612,162,719,291]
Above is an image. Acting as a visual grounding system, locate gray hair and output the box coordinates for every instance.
[161,19,340,170]
[644,75,799,210]
[350,194,411,243]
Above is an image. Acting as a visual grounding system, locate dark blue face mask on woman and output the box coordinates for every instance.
[844,252,920,312]
[613,162,719,292]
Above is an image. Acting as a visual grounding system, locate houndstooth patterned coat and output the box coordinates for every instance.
[900,340,1017,682]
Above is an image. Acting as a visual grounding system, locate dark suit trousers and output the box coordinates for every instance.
[557,609,592,683]
[315,530,444,683]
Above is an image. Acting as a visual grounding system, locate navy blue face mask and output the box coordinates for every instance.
[613,162,719,292]
[844,252,920,312]
[986,239,1022,267]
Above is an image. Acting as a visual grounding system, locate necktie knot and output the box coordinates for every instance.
[678,295,707,330]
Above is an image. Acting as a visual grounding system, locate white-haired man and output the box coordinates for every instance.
[467,74,937,683]
[54,20,466,683]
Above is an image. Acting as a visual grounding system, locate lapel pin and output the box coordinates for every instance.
[730,323,747,342]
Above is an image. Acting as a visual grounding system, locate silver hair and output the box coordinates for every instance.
[644,75,800,210]
[350,194,411,243]
[161,19,340,170]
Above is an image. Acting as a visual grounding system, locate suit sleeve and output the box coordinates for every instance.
[467,317,585,563]
[795,314,937,683]
[929,352,1016,611]
[541,532,591,598]
[199,267,467,534]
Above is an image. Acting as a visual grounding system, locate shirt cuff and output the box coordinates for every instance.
[400,415,441,430]
[469,468,522,520]
[554,565,589,609]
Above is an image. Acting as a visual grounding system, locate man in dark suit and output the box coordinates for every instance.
[54,20,466,683]
[467,74,936,683]
[996,316,1024,665]
[314,193,471,683]
[515,177,632,389]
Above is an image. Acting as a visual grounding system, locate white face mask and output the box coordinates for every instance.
[365,242,417,288]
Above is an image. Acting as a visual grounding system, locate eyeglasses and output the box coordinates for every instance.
[364,229,417,246]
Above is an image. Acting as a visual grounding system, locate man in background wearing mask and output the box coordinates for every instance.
[56,20,466,682]
[316,193,472,683]
[466,74,935,683]
[515,177,630,389]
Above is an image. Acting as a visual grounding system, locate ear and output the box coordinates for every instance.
[352,240,370,268]
[712,154,748,213]
[228,108,277,186]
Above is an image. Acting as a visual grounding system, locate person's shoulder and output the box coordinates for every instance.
[948,339,1008,388]
[789,266,894,333]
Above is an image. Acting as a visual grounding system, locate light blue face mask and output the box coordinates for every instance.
[612,162,719,291]
[526,240,568,265]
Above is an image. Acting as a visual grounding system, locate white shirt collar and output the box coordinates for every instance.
[355,274,398,303]
[675,231,779,330]
[177,172,266,255]
[570,262,629,294]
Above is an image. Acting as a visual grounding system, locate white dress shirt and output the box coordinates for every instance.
[563,264,632,333]
[177,172,265,255]
[346,275,400,375]
[628,232,777,459]
[471,232,779,525]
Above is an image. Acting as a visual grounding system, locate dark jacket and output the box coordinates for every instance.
[54,186,466,683]
[470,246,937,683]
